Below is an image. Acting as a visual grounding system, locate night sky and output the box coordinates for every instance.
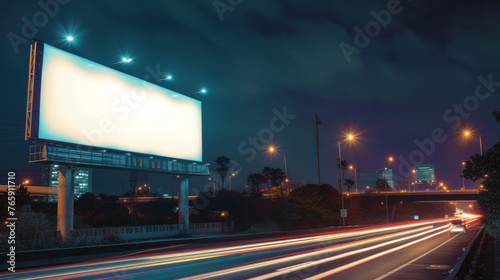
[1,0,500,195]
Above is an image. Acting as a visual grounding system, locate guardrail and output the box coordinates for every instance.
[447,225,485,280]
[71,221,234,242]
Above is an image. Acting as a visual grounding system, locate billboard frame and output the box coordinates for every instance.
[25,40,44,141]
[25,40,204,164]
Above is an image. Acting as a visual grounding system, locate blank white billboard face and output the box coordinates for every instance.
[38,44,202,161]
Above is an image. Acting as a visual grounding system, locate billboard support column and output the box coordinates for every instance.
[178,176,189,235]
[57,165,74,241]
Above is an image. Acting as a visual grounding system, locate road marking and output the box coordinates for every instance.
[373,232,461,280]
[277,261,313,272]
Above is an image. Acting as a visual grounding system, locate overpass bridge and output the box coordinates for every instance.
[349,190,480,203]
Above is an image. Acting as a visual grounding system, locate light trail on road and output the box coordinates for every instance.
[0,217,481,280]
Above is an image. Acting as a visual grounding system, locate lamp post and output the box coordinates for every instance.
[384,157,394,223]
[267,146,289,194]
[462,162,466,190]
[338,141,345,226]
[338,133,356,226]
[314,115,322,185]
[229,172,238,191]
[437,182,445,191]
[463,130,483,156]
[410,169,416,192]
[349,165,359,193]
[209,177,215,193]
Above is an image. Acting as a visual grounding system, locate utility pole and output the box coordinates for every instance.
[314,115,322,185]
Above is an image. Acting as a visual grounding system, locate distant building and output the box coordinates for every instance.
[44,164,92,201]
[380,168,394,190]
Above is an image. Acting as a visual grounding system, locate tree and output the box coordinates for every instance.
[247,173,267,197]
[375,178,392,191]
[16,184,32,209]
[336,159,349,190]
[463,110,500,237]
[288,184,342,227]
[215,156,231,190]
[344,179,355,194]
[262,166,272,194]
[269,168,287,197]
[98,192,119,204]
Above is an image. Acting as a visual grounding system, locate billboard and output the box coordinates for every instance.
[414,164,435,181]
[26,42,202,162]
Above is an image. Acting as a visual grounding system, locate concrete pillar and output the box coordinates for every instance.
[178,176,189,234]
[57,165,74,241]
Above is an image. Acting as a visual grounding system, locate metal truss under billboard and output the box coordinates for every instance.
[29,144,209,175]
[25,40,203,163]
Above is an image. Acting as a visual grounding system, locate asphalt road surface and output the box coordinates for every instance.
[0,217,482,280]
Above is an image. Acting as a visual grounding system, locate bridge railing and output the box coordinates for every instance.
[446,225,485,280]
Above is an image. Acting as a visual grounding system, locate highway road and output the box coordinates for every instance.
[0,216,482,280]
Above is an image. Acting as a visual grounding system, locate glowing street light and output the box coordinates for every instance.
[461,161,466,190]
[121,57,133,63]
[383,156,394,223]
[349,164,359,192]
[266,145,289,195]
[229,171,238,191]
[463,130,483,156]
[338,132,358,226]
[66,36,74,42]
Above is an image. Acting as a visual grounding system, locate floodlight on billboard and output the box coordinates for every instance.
[26,41,202,162]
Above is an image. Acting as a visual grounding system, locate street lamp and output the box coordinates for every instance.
[267,145,289,195]
[209,177,215,193]
[383,156,394,223]
[349,165,359,193]
[338,133,357,226]
[461,162,466,190]
[411,169,416,192]
[229,171,238,191]
[463,130,483,156]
